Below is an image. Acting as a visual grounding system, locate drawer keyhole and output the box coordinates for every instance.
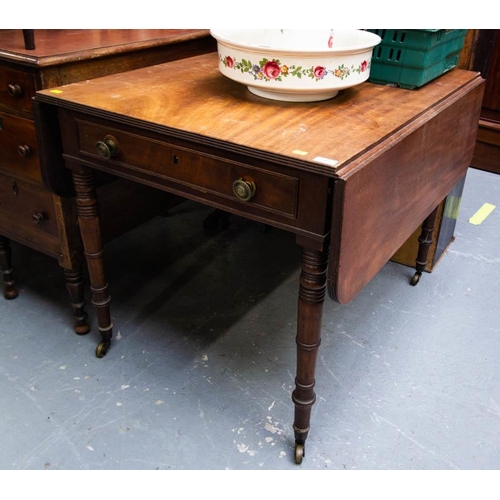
[12,181,18,196]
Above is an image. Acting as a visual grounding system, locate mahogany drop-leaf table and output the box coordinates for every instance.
[34,52,484,463]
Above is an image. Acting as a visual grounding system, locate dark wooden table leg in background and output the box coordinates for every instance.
[0,236,18,299]
[292,243,329,464]
[411,205,440,286]
[72,165,113,357]
[63,267,90,335]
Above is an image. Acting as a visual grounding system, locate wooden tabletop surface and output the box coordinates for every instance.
[0,29,211,66]
[36,52,482,178]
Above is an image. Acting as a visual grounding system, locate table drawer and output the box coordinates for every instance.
[0,172,60,254]
[75,119,299,219]
[0,111,41,183]
[0,64,37,114]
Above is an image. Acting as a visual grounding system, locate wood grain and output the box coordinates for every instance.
[37,52,482,179]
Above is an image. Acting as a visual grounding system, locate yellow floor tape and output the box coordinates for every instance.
[469,203,496,225]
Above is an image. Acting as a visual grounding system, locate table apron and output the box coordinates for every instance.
[59,111,334,246]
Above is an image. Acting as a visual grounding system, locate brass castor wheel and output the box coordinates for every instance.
[295,443,305,464]
[95,341,110,358]
[410,272,421,286]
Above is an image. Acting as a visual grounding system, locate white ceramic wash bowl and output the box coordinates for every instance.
[210,29,381,102]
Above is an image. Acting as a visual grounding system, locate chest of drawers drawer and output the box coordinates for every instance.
[0,172,60,254]
[73,118,301,220]
[0,64,37,115]
[0,111,41,183]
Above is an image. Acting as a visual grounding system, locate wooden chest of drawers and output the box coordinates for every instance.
[0,29,215,332]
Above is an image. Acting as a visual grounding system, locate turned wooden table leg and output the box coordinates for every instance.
[63,267,90,335]
[292,245,329,464]
[0,236,18,300]
[72,166,113,357]
[411,205,440,286]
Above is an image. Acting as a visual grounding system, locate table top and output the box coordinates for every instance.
[37,52,481,179]
[0,29,211,67]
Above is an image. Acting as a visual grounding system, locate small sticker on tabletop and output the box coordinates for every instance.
[313,156,339,167]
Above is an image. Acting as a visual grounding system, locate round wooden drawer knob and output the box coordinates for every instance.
[7,83,23,97]
[17,145,31,157]
[32,212,45,225]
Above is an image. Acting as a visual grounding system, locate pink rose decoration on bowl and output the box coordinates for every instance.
[262,60,281,79]
[313,66,326,79]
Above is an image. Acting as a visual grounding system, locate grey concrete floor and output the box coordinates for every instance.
[0,167,499,471]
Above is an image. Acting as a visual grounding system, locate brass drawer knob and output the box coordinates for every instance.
[233,177,256,202]
[7,83,23,97]
[96,135,119,159]
[32,212,45,225]
[17,145,31,157]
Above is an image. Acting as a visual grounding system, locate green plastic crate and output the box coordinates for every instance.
[367,29,467,89]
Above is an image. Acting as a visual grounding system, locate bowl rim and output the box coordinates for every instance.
[210,29,381,56]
